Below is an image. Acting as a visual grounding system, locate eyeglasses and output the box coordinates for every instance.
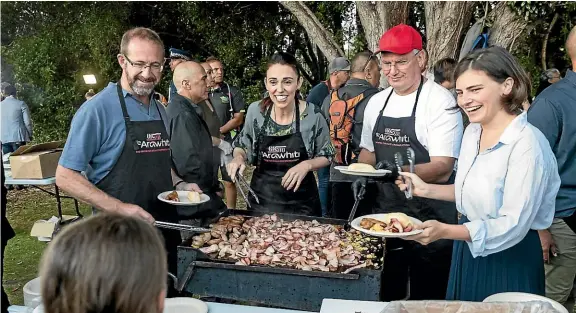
[122,55,165,72]
[381,50,420,71]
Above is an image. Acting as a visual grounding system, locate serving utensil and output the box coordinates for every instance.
[406,148,415,200]
[155,221,211,233]
[235,173,260,208]
[345,178,367,231]
[394,152,411,199]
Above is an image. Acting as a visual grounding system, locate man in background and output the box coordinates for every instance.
[307,56,350,217]
[528,26,576,313]
[200,62,233,199]
[1,83,32,154]
[321,51,380,219]
[433,58,457,90]
[167,61,226,232]
[535,68,562,97]
[307,57,350,108]
[206,57,245,209]
[168,48,192,101]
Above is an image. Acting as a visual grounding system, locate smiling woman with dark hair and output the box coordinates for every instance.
[396,46,561,301]
[226,52,334,216]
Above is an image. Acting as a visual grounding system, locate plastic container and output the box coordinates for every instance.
[381,300,559,313]
[23,277,42,309]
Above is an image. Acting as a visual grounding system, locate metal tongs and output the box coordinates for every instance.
[394,151,413,200]
[406,147,415,199]
[345,178,367,231]
[236,173,260,208]
[154,221,211,233]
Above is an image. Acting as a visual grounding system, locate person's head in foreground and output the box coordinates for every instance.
[454,46,531,126]
[40,214,167,313]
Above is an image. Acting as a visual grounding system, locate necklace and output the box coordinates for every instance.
[272,102,296,126]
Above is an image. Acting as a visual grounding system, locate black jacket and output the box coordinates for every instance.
[166,94,218,193]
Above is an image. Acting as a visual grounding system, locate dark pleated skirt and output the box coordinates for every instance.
[446,216,545,301]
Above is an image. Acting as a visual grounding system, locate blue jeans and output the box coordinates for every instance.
[317,166,330,217]
[2,142,25,155]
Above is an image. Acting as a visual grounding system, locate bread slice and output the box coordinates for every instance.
[348,163,376,172]
[187,191,201,202]
[382,213,413,227]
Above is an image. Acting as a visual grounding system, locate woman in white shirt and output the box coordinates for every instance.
[397,46,560,301]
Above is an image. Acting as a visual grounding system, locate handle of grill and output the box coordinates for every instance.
[154,221,211,233]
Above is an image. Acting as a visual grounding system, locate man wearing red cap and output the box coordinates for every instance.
[358,24,463,300]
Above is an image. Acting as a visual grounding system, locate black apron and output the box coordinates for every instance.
[95,84,181,276]
[372,79,457,300]
[249,104,321,216]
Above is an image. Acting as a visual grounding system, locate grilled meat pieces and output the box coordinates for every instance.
[191,214,382,272]
[165,190,179,202]
[359,214,414,233]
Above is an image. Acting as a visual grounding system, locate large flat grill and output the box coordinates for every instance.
[175,210,388,311]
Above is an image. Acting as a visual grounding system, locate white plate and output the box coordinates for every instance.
[158,191,210,206]
[483,292,568,313]
[334,166,391,177]
[164,297,208,313]
[351,213,423,238]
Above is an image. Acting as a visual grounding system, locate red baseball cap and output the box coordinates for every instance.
[376,24,423,55]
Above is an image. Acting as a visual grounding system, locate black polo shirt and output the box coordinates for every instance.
[208,83,245,130]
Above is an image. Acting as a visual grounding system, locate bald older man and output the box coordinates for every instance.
[529,26,576,311]
[167,61,226,223]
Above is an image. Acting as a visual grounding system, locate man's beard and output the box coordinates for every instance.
[129,74,157,96]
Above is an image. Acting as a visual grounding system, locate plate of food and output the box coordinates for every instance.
[334,163,391,177]
[351,213,423,238]
[158,190,210,206]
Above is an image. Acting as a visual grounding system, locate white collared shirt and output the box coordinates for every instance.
[456,113,560,257]
[360,78,463,158]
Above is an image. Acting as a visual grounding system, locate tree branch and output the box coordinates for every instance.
[541,12,559,70]
[424,1,476,68]
[280,1,345,61]
[488,2,530,52]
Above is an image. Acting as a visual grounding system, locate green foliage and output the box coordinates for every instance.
[4,1,572,141]
[2,2,129,142]
[508,1,555,22]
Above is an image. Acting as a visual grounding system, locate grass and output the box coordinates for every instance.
[2,167,253,306]
[4,186,92,305]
